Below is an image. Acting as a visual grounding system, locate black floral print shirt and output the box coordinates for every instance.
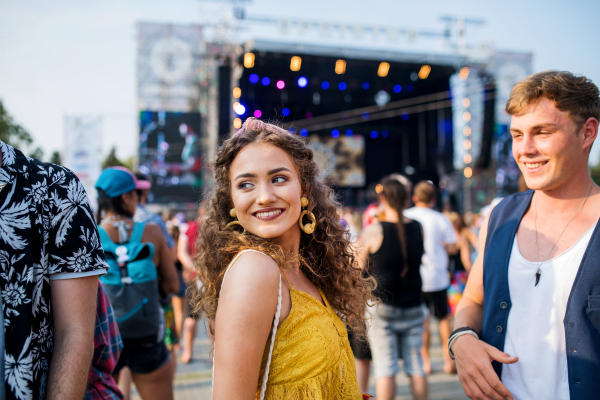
[0,140,107,400]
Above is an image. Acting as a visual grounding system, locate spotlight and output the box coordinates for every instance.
[464,154,472,164]
[418,65,431,79]
[282,108,290,117]
[410,72,418,81]
[290,56,302,71]
[463,112,471,122]
[362,82,370,90]
[297,77,308,88]
[244,53,255,68]
[462,98,470,108]
[321,81,330,89]
[370,130,378,139]
[232,101,240,110]
[232,87,241,98]
[249,74,259,84]
[459,67,470,80]
[345,129,353,137]
[261,77,270,86]
[381,130,389,138]
[402,113,409,121]
[300,129,308,137]
[362,112,369,120]
[233,118,242,129]
[305,112,313,119]
[464,140,472,150]
[406,84,414,92]
[464,167,473,178]
[335,59,346,74]
[463,126,471,136]
[393,84,402,93]
[331,129,340,138]
[378,62,390,77]
[234,103,246,116]
[254,110,262,118]
[276,80,285,89]
[338,82,347,91]
[375,184,383,194]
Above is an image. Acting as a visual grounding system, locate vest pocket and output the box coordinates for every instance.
[586,295,600,328]
[587,295,600,310]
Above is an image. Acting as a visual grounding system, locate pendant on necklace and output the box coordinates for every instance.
[535,268,541,287]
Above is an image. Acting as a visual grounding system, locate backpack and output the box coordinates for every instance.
[98,222,162,345]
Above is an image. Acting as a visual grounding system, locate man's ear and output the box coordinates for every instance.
[581,117,599,154]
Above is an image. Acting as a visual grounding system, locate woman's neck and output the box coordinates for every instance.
[382,205,400,223]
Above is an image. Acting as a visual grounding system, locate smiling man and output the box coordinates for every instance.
[450,71,600,400]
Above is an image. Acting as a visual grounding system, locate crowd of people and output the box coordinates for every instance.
[1,70,599,400]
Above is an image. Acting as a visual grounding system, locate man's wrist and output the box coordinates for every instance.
[448,326,480,360]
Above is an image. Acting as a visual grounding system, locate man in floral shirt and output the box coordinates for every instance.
[0,140,108,399]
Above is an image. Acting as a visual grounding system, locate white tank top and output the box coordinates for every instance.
[502,223,596,399]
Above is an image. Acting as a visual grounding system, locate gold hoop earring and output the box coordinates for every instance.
[227,209,246,233]
[298,197,316,234]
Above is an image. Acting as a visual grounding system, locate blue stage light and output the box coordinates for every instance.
[249,74,259,84]
[362,82,370,90]
[297,77,308,88]
[234,104,246,116]
[289,127,296,134]
[382,130,389,138]
[370,130,378,139]
[321,81,330,89]
[407,84,414,92]
[338,82,347,91]
[300,129,309,137]
[393,84,402,93]
[402,113,409,121]
[345,129,353,137]
[262,77,270,86]
[362,112,369,120]
[282,108,290,117]
[331,129,340,138]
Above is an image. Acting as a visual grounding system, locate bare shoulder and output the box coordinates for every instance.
[361,221,383,239]
[221,251,280,297]
[141,222,164,242]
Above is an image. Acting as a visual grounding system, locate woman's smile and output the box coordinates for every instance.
[253,207,285,221]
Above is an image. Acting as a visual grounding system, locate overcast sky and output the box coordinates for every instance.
[1,0,600,164]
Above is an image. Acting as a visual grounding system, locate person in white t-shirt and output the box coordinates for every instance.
[404,181,457,374]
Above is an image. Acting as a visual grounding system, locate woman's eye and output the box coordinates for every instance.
[239,181,253,189]
[273,176,288,184]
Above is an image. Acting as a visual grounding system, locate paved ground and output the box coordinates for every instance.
[132,319,467,400]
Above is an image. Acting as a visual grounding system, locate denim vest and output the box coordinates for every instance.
[481,190,600,399]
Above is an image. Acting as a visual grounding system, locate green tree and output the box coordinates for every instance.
[0,100,33,148]
[50,151,62,165]
[102,147,125,169]
[591,162,600,186]
[28,147,44,161]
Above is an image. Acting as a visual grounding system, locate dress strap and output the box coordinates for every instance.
[212,249,283,400]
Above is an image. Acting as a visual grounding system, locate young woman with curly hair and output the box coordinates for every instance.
[193,118,377,399]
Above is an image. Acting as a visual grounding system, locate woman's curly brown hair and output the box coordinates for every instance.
[192,118,376,337]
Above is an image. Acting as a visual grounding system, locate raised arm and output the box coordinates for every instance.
[212,252,281,399]
[46,276,98,399]
[452,213,518,400]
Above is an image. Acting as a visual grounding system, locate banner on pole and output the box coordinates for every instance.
[63,116,103,210]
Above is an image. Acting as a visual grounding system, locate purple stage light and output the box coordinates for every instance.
[276,80,285,89]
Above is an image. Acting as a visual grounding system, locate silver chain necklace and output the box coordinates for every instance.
[533,185,593,286]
